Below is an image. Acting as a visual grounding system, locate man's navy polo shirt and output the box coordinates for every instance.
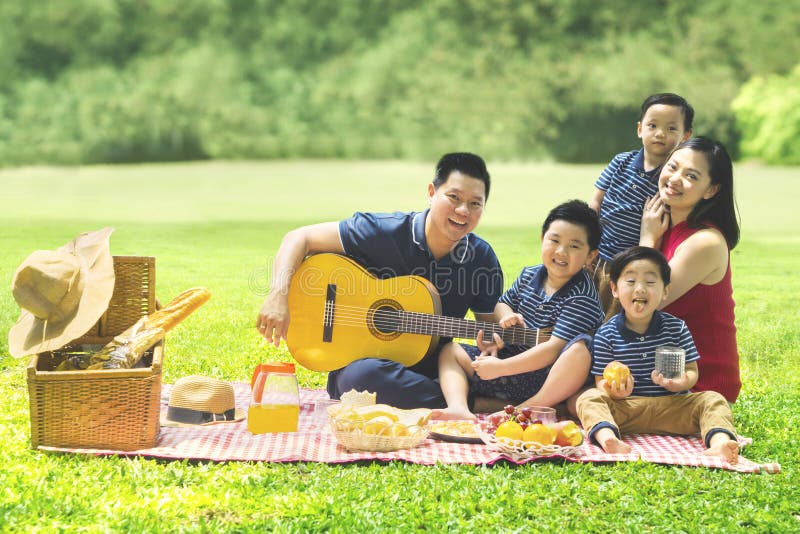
[595,149,661,261]
[591,311,700,397]
[338,209,502,321]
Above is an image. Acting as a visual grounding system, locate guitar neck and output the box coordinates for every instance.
[399,311,550,347]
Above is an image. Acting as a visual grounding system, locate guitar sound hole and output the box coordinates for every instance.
[372,306,400,335]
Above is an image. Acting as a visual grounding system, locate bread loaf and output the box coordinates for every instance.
[57,287,211,371]
[142,287,212,334]
[85,319,166,370]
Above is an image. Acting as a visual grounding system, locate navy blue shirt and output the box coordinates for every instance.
[595,149,661,261]
[591,311,700,397]
[499,265,604,353]
[338,209,503,322]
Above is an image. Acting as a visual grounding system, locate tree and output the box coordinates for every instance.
[732,65,800,165]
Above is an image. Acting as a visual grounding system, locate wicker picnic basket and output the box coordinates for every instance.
[26,256,162,451]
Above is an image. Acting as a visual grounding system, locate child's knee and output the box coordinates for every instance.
[558,336,592,366]
[575,386,601,410]
[696,390,732,413]
[439,343,472,371]
[438,342,462,361]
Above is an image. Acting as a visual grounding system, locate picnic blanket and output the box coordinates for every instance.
[39,385,781,474]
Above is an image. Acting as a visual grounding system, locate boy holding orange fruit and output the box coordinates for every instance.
[576,246,739,463]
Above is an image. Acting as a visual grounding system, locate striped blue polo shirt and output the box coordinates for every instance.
[499,265,604,352]
[595,149,661,261]
[591,310,700,396]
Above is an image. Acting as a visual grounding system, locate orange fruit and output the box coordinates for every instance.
[494,420,524,441]
[522,423,557,446]
[603,361,631,386]
[551,421,584,447]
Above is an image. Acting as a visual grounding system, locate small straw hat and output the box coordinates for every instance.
[161,376,245,427]
[9,228,115,358]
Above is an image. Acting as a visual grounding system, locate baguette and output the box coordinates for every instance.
[57,287,211,371]
[84,319,165,370]
[142,287,212,334]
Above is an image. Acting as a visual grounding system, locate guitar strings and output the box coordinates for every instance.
[322,316,549,344]
[310,302,549,341]
[320,305,541,334]
[317,302,514,329]
[319,304,510,332]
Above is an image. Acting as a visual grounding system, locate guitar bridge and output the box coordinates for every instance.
[323,284,336,342]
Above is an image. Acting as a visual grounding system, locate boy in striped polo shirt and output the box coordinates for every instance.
[577,246,739,463]
[432,200,605,420]
[589,93,693,313]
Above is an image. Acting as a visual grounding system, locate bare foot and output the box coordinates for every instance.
[430,406,477,421]
[704,440,739,464]
[600,436,632,454]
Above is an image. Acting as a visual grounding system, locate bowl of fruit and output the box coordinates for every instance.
[477,405,584,461]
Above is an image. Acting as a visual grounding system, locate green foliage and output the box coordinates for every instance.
[1,161,799,531]
[732,64,800,164]
[0,0,799,165]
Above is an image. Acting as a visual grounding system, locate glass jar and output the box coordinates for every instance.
[248,362,300,434]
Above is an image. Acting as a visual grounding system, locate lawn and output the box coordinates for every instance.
[1,160,798,532]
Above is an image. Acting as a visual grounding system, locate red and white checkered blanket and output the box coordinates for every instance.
[39,385,780,474]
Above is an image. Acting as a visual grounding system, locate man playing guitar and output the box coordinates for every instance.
[256,152,503,409]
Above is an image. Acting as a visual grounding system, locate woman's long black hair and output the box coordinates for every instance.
[677,137,740,250]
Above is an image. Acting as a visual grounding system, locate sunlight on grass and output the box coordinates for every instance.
[1,160,798,531]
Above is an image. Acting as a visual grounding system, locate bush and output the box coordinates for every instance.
[732,65,800,165]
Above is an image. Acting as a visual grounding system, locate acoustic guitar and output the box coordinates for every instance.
[286,253,552,372]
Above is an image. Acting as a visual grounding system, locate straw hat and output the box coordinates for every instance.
[8,227,115,358]
[161,376,245,427]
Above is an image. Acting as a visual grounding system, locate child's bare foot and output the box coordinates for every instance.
[704,439,739,464]
[600,436,632,454]
[430,406,477,421]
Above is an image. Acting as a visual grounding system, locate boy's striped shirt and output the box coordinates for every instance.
[595,149,660,261]
[591,310,700,397]
[499,265,604,350]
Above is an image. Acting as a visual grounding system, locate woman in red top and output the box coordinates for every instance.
[640,137,741,402]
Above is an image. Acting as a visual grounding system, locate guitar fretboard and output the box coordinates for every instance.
[397,310,551,347]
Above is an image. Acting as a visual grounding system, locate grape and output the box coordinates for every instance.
[530,419,542,425]
[504,405,516,415]
[516,413,528,423]
[521,407,533,419]
[489,413,505,427]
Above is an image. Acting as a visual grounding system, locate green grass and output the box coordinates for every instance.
[1,161,799,532]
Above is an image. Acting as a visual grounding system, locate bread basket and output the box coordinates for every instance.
[329,413,429,452]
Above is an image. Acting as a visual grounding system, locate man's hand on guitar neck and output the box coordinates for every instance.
[257,290,290,347]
